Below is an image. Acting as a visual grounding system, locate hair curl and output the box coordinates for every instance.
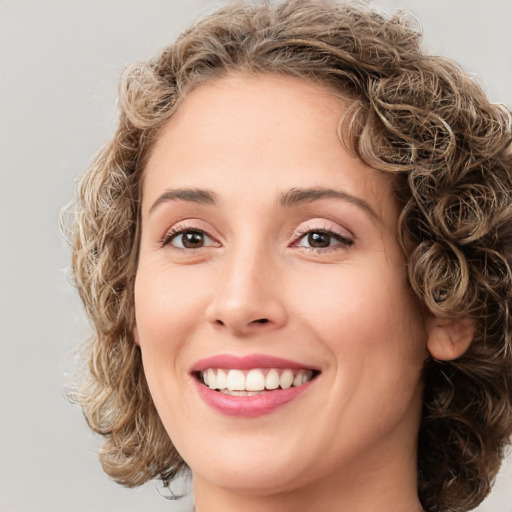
[64,1,512,510]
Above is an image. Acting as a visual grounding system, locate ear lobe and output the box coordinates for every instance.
[426,316,475,361]
[133,324,140,346]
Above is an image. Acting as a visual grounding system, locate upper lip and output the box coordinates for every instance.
[190,354,319,372]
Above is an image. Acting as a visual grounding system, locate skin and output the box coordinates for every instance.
[134,74,431,512]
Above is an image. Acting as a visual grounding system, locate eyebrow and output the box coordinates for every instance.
[279,187,380,220]
[148,188,217,214]
[147,186,380,221]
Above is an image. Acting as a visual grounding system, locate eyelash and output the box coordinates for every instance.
[160,223,210,248]
[291,225,353,252]
[161,224,353,252]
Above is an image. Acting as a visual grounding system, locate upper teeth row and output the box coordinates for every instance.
[201,368,314,392]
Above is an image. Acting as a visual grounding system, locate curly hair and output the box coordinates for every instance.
[64,1,512,510]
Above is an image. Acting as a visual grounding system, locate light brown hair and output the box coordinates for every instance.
[64,1,512,510]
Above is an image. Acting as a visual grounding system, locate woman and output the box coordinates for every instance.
[65,1,512,511]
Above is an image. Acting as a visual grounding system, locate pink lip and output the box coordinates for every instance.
[191,354,316,372]
[194,378,315,418]
[190,354,319,418]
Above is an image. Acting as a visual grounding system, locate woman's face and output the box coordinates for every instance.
[134,75,429,498]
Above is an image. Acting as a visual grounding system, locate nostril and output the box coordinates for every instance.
[254,318,269,324]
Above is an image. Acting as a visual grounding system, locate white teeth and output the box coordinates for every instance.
[280,369,294,389]
[246,369,266,391]
[265,369,280,390]
[207,368,216,388]
[201,368,316,392]
[217,369,227,389]
[226,369,245,391]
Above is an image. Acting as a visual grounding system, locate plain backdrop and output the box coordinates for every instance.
[0,1,511,511]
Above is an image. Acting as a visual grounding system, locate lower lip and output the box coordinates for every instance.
[194,379,315,418]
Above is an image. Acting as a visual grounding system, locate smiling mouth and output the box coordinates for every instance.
[196,368,319,396]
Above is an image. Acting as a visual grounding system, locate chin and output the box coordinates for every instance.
[192,458,308,497]
[179,431,313,495]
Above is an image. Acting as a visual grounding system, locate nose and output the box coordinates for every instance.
[205,247,288,336]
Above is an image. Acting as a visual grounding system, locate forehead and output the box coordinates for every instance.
[147,74,345,165]
[142,74,396,222]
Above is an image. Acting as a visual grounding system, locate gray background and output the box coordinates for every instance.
[0,1,511,511]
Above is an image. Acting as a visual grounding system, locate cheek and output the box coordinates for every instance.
[133,268,198,402]
[133,267,204,427]
[298,258,411,319]
[292,258,427,370]
[134,264,208,344]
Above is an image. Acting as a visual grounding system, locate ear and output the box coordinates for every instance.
[133,324,140,346]
[425,316,475,361]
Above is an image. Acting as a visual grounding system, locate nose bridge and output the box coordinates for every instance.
[206,238,286,333]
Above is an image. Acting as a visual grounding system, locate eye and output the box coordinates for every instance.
[163,228,218,249]
[295,229,353,250]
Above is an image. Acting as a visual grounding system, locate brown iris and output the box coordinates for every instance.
[307,231,332,248]
[181,231,205,248]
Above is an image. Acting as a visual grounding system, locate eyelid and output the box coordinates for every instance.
[290,221,354,251]
[160,220,220,248]
[159,218,353,251]
[292,219,353,240]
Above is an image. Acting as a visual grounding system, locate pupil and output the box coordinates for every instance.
[308,231,330,247]
[183,231,204,248]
